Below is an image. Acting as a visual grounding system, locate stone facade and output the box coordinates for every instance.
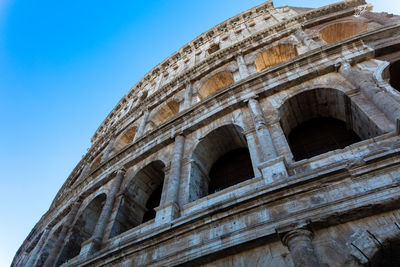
[12,0,400,266]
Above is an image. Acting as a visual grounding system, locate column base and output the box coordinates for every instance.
[79,237,102,258]
[258,156,288,184]
[154,202,180,225]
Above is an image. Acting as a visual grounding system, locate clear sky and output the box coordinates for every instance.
[1,0,399,266]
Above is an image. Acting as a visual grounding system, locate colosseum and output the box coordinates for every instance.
[12,0,400,266]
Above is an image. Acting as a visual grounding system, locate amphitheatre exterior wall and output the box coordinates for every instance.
[12,0,400,266]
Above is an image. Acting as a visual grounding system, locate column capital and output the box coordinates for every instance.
[116,167,126,176]
[281,228,314,247]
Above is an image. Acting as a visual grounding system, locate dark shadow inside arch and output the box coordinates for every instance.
[288,117,361,161]
[189,124,254,201]
[279,88,382,162]
[390,60,400,91]
[56,193,106,266]
[110,160,165,238]
[369,239,400,267]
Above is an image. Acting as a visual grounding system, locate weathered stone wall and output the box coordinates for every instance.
[12,0,400,266]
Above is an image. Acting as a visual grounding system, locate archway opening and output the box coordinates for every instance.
[189,124,254,201]
[319,21,368,43]
[288,117,361,161]
[390,60,400,91]
[151,100,180,126]
[198,71,234,99]
[254,44,298,72]
[90,154,103,171]
[279,88,379,161]
[369,239,400,266]
[114,127,136,151]
[110,161,165,238]
[56,194,106,266]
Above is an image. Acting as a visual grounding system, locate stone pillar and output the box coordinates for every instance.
[24,227,50,267]
[236,52,249,79]
[80,168,125,256]
[247,97,277,161]
[294,29,319,50]
[101,140,115,162]
[269,120,293,163]
[134,109,149,142]
[282,229,320,267]
[339,62,400,123]
[243,128,262,177]
[183,81,193,110]
[155,135,184,223]
[247,97,288,183]
[43,200,81,267]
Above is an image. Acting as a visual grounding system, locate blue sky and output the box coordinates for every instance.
[0,0,399,266]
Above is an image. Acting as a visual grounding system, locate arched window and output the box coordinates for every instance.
[189,124,254,202]
[254,44,298,72]
[114,127,136,151]
[151,100,180,127]
[279,88,380,161]
[56,194,106,266]
[90,153,103,171]
[319,21,368,43]
[369,238,400,266]
[390,60,400,91]
[198,71,234,100]
[110,161,165,238]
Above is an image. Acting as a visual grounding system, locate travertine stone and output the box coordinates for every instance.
[282,229,320,267]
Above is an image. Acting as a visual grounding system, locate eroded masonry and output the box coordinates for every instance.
[13,0,400,266]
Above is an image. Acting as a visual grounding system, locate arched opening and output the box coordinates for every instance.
[319,21,368,43]
[114,127,136,151]
[35,227,62,266]
[56,194,106,266]
[254,44,298,72]
[279,88,380,161]
[288,117,361,161]
[198,71,234,100]
[369,239,400,266]
[151,100,180,127]
[90,153,103,171]
[189,124,254,201]
[390,60,400,91]
[110,161,165,238]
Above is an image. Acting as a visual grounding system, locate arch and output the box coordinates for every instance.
[319,21,368,43]
[56,193,106,266]
[198,71,234,99]
[90,153,103,171]
[390,59,400,91]
[189,124,254,202]
[113,126,137,152]
[254,44,298,72]
[110,160,165,238]
[279,88,379,161]
[150,100,180,127]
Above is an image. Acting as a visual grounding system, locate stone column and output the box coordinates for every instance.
[236,52,249,79]
[339,62,400,123]
[268,120,293,163]
[80,168,125,256]
[247,97,288,183]
[294,29,319,50]
[101,140,115,163]
[247,97,277,161]
[24,227,50,267]
[282,229,320,267]
[43,200,81,267]
[155,135,184,223]
[133,109,149,142]
[243,128,262,177]
[183,81,193,110]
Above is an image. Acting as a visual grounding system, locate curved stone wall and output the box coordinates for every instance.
[12,0,400,266]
